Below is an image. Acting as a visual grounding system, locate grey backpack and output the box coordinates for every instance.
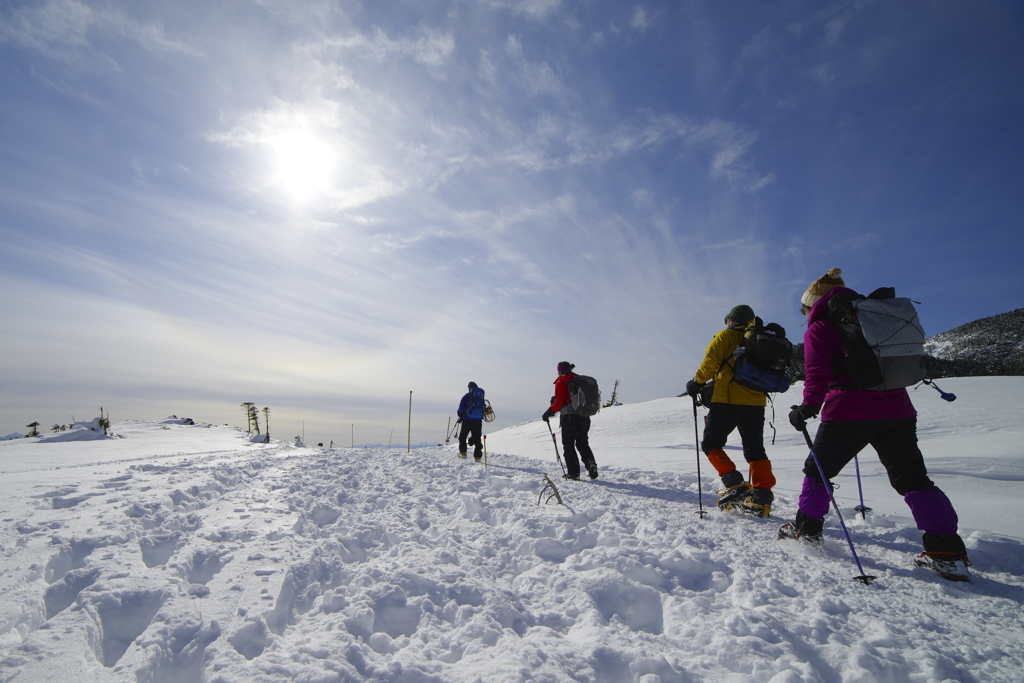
[827,288,927,391]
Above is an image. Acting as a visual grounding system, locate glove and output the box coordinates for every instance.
[685,379,705,397]
[789,404,822,432]
[542,409,555,421]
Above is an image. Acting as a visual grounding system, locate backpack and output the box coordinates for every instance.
[568,375,601,417]
[730,319,793,393]
[826,287,926,391]
[463,387,485,418]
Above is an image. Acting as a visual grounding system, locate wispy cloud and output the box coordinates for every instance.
[0,0,201,64]
[630,6,650,32]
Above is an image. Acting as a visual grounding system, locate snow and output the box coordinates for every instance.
[0,378,1021,682]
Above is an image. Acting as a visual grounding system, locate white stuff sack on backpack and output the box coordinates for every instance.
[852,297,926,358]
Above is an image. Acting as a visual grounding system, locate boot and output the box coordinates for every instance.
[778,511,824,546]
[717,469,749,510]
[741,460,776,517]
[916,532,971,582]
[739,487,773,517]
[915,552,970,582]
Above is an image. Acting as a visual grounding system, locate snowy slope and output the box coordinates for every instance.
[0,382,1022,682]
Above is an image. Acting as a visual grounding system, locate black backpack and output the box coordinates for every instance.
[827,287,926,391]
[730,319,793,393]
[568,375,602,417]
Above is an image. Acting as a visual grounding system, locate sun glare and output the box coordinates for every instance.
[269,130,335,202]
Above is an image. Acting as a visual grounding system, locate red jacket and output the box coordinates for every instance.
[804,287,916,421]
[549,373,576,414]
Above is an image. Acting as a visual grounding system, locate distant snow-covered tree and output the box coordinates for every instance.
[248,404,260,435]
[241,402,255,434]
[604,380,621,407]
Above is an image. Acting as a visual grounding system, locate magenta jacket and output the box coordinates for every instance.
[803,287,917,421]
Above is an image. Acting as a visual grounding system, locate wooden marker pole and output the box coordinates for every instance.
[407,391,412,453]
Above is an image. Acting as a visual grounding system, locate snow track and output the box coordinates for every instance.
[0,418,1022,682]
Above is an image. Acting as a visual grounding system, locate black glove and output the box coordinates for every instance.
[685,379,705,397]
[542,409,555,421]
[789,404,822,432]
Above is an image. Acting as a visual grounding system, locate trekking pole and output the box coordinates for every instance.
[544,418,566,474]
[483,435,487,467]
[800,427,876,585]
[853,456,872,519]
[445,417,451,445]
[691,396,708,519]
[446,418,460,446]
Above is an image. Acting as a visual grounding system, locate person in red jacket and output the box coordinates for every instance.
[781,268,970,582]
[542,362,598,480]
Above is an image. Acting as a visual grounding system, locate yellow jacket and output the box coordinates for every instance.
[694,326,767,407]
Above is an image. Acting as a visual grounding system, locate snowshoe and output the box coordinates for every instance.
[717,482,751,510]
[459,452,468,459]
[914,551,971,583]
[562,473,580,481]
[778,522,823,547]
[585,462,598,479]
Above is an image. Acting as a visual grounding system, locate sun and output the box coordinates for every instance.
[268,130,335,202]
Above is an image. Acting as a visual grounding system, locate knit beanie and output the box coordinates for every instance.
[801,268,845,308]
[725,305,755,325]
[556,361,574,374]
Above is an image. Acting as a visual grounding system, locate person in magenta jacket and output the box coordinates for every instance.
[542,362,598,480]
[782,268,969,581]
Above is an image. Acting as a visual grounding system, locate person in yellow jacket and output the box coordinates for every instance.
[685,305,776,516]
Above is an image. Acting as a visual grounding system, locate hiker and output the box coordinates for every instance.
[457,382,486,461]
[542,362,598,480]
[685,305,775,516]
[781,268,970,581]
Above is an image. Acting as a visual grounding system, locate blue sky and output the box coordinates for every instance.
[2,0,1022,444]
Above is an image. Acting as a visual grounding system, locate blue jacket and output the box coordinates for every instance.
[458,386,485,420]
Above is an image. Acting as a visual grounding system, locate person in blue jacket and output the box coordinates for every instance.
[457,382,486,460]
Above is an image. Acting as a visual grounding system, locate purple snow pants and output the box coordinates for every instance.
[797,418,958,535]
